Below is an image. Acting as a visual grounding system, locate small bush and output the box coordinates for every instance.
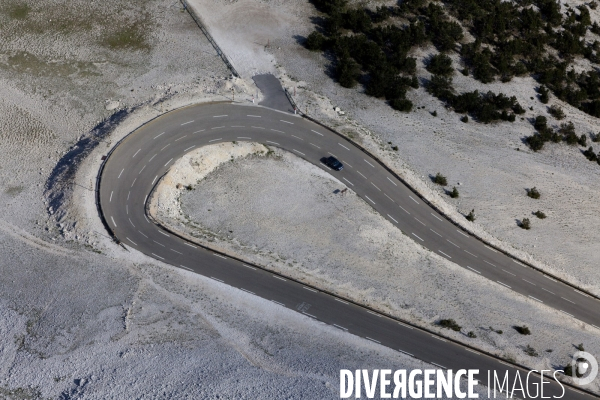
[489,326,503,334]
[438,319,461,332]
[527,187,541,199]
[467,331,477,338]
[533,210,546,219]
[576,343,585,351]
[460,68,469,76]
[583,146,598,161]
[520,218,531,229]
[433,172,448,186]
[593,133,600,143]
[539,86,550,104]
[389,98,413,112]
[578,134,587,147]
[466,209,476,222]
[392,145,398,151]
[524,345,539,357]
[514,325,531,335]
[426,54,454,76]
[449,186,459,198]
[460,115,469,123]
[186,185,193,191]
[549,105,566,120]
[432,110,437,117]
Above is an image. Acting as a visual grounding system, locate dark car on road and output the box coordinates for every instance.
[324,156,343,171]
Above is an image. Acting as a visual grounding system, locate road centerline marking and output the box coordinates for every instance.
[412,233,424,241]
[364,159,375,167]
[339,143,350,150]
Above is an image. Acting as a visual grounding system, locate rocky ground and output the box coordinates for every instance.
[153,143,600,392]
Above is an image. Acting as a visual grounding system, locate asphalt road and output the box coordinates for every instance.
[99,103,598,398]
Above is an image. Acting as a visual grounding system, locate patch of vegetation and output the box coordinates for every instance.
[489,326,503,334]
[426,54,454,76]
[467,331,477,338]
[513,325,531,335]
[527,187,541,199]
[448,186,459,198]
[549,105,565,120]
[519,218,531,230]
[524,345,538,357]
[438,318,461,331]
[533,210,546,219]
[102,21,151,51]
[466,209,475,221]
[576,343,585,351]
[433,172,448,186]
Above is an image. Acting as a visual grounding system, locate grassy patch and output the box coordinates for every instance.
[102,21,151,51]
[7,3,30,20]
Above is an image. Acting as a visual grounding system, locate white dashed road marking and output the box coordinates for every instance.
[154,132,165,139]
[213,254,227,260]
[529,296,543,303]
[311,129,323,136]
[365,196,375,204]
[266,141,280,145]
[522,279,536,286]
[430,229,441,237]
[502,269,516,276]
[184,242,197,248]
[343,178,354,186]
[456,230,469,238]
[431,213,443,222]
[152,175,158,185]
[366,337,380,344]
[399,206,410,214]
[467,266,481,274]
[542,287,555,295]
[414,218,425,226]
[412,233,424,241]
[387,177,397,186]
[364,159,375,167]
[273,276,286,281]
[164,158,173,166]
[357,171,367,179]
[447,240,459,248]
[464,250,478,258]
[293,149,305,156]
[118,168,124,179]
[310,143,320,148]
[371,182,381,191]
[109,191,113,202]
[561,297,576,304]
[339,143,350,150]
[497,281,511,289]
[213,115,227,117]
[280,120,294,124]
[126,237,137,246]
[334,324,348,331]
[387,215,398,223]
[335,298,349,304]
[132,149,141,158]
[438,250,451,259]
[303,286,318,293]
[208,138,222,142]
[409,196,419,204]
[181,120,194,125]
[153,240,165,247]
[152,253,164,260]
[184,145,196,151]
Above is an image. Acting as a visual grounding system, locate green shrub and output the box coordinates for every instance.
[438,319,461,331]
[527,187,541,199]
[514,325,531,335]
[533,210,546,219]
[467,331,477,338]
[520,218,531,229]
[576,343,585,351]
[466,209,476,221]
[426,54,454,76]
[432,110,438,117]
[549,105,565,120]
[578,134,587,147]
[524,345,538,357]
[539,86,550,104]
[449,186,459,198]
[460,115,469,123]
[392,145,399,151]
[336,56,361,88]
[389,98,413,112]
[305,32,326,51]
[583,146,598,161]
[433,172,448,186]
